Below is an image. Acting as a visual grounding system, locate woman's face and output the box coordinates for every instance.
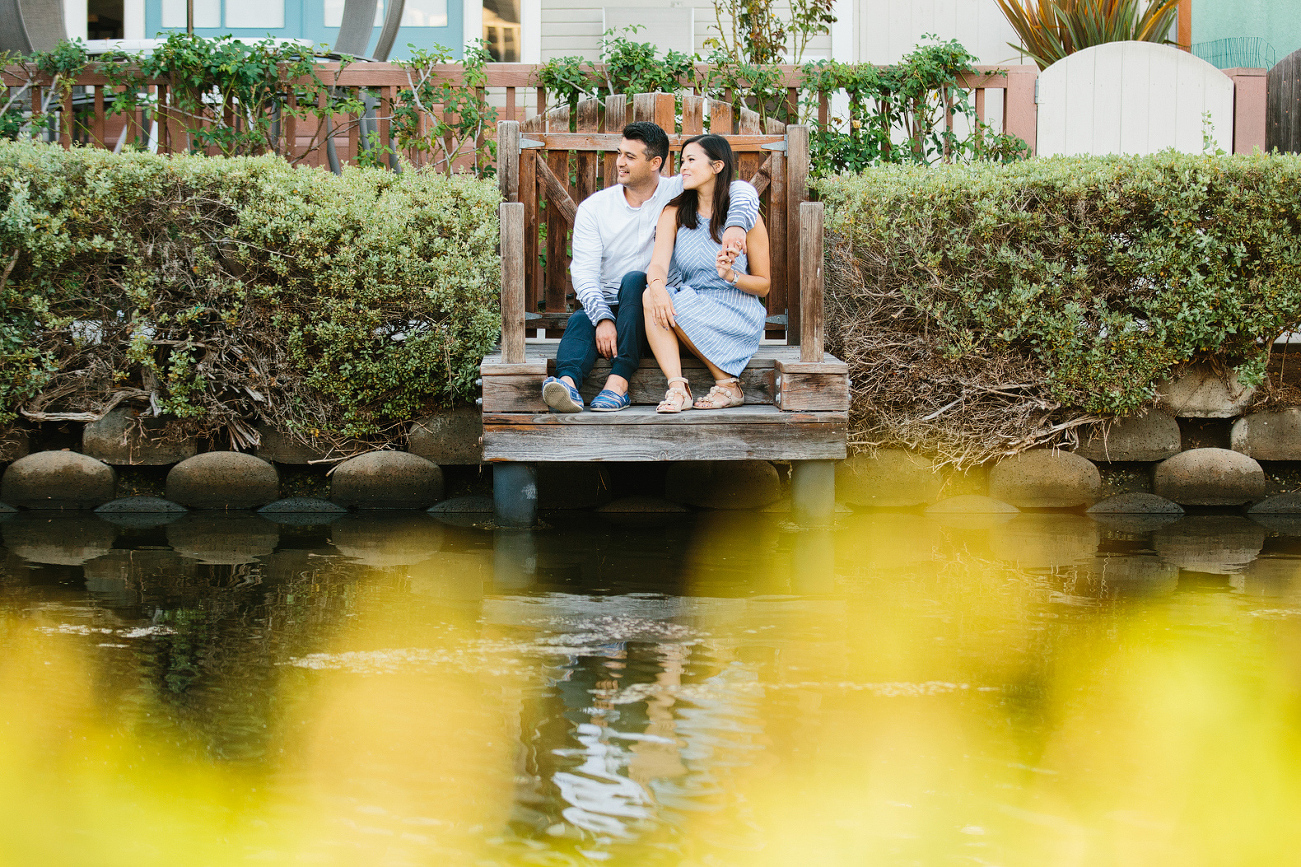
[679,142,722,192]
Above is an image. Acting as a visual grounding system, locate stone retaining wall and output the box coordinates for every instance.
[3,365,1301,517]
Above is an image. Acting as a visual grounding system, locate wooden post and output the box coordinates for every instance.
[1003,66,1038,156]
[799,201,824,363]
[1226,68,1267,155]
[786,124,809,346]
[791,460,835,527]
[1178,0,1192,51]
[500,201,526,364]
[498,120,520,202]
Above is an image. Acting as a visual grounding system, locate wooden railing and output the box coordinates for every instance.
[1,62,1042,169]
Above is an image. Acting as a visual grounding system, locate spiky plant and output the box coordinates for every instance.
[994,0,1180,70]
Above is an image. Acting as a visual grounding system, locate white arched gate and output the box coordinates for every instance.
[1037,41,1235,156]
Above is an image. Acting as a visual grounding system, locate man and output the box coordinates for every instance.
[541,121,760,412]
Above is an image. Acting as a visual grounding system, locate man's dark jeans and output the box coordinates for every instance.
[554,271,647,386]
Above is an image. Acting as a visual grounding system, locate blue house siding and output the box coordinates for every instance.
[144,0,464,60]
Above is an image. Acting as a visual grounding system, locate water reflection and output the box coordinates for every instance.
[1,506,1301,865]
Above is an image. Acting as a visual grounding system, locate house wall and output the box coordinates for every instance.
[854,0,1026,65]
[540,0,830,62]
[1193,0,1301,65]
[539,0,1023,64]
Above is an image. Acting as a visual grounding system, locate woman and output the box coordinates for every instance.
[643,134,771,413]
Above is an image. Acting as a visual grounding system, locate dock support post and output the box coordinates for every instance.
[791,460,835,527]
[493,463,538,528]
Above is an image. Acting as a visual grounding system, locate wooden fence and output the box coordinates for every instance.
[1,59,1275,167]
[1,62,1041,169]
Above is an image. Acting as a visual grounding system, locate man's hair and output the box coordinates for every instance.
[621,122,669,169]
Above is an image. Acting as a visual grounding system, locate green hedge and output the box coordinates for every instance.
[817,152,1301,465]
[0,141,501,442]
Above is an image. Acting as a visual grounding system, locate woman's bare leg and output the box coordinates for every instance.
[645,315,683,382]
[674,326,730,381]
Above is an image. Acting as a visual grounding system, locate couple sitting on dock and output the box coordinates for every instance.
[540,121,771,414]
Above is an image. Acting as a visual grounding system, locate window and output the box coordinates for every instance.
[226,0,284,28]
[161,0,219,27]
[484,0,519,61]
[160,0,283,28]
[323,0,447,29]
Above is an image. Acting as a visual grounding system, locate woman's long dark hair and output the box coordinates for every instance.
[667,134,735,244]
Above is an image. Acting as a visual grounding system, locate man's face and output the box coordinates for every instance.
[615,138,661,186]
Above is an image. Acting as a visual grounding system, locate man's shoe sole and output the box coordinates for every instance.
[542,380,583,413]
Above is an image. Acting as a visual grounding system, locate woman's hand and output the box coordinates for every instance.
[715,248,738,282]
[644,282,676,331]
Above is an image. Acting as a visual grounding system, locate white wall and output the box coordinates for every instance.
[540,0,831,62]
[539,0,1024,64]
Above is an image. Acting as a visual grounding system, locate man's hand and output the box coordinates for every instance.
[721,225,747,258]
[595,319,617,358]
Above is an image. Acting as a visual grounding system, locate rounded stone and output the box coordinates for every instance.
[407,408,483,466]
[1157,363,1255,418]
[989,450,1101,509]
[1076,412,1181,462]
[258,497,347,527]
[1,451,117,510]
[1153,516,1265,575]
[330,451,444,510]
[258,497,348,515]
[427,495,495,528]
[2,514,119,566]
[96,496,188,514]
[331,513,444,567]
[665,461,782,510]
[835,449,942,508]
[1230,409,1301,461]
[1248,492,1301,515]
[989,514,1100,569]
[81,406,197,466]
[1087,493,1184,515]
[166,452,279,510]
[1154,448,1265,506]
[166,514,280,565]
[94,496,187,529]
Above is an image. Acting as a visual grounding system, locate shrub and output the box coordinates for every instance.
[0,140,501,446]
[817,152,1301,466]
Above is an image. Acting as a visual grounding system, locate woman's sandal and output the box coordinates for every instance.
[694,378,744,410]
[656,377,693,414]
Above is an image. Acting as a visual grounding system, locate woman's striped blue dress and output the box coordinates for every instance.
[665,216,766,377]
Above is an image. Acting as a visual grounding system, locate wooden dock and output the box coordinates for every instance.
[483,93,849,526]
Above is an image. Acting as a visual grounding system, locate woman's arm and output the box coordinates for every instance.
[716,215,771,298]
[645,207,680,331]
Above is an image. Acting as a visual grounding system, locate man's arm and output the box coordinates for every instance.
[568,202,614,324]
[721,180,760,254]
[724,180,760,232]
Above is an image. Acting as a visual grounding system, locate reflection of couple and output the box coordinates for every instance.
[541,122,771,414]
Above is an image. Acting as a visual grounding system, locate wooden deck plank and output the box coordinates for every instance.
[484,411,847,462]
[482,366,775,411]
[482,344,831,368]
[485,406,842,425]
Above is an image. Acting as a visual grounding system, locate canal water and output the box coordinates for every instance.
[2,507,1299,866]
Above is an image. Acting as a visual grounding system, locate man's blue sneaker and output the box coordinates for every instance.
[542,376,584,413]
[589,389,631,412]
